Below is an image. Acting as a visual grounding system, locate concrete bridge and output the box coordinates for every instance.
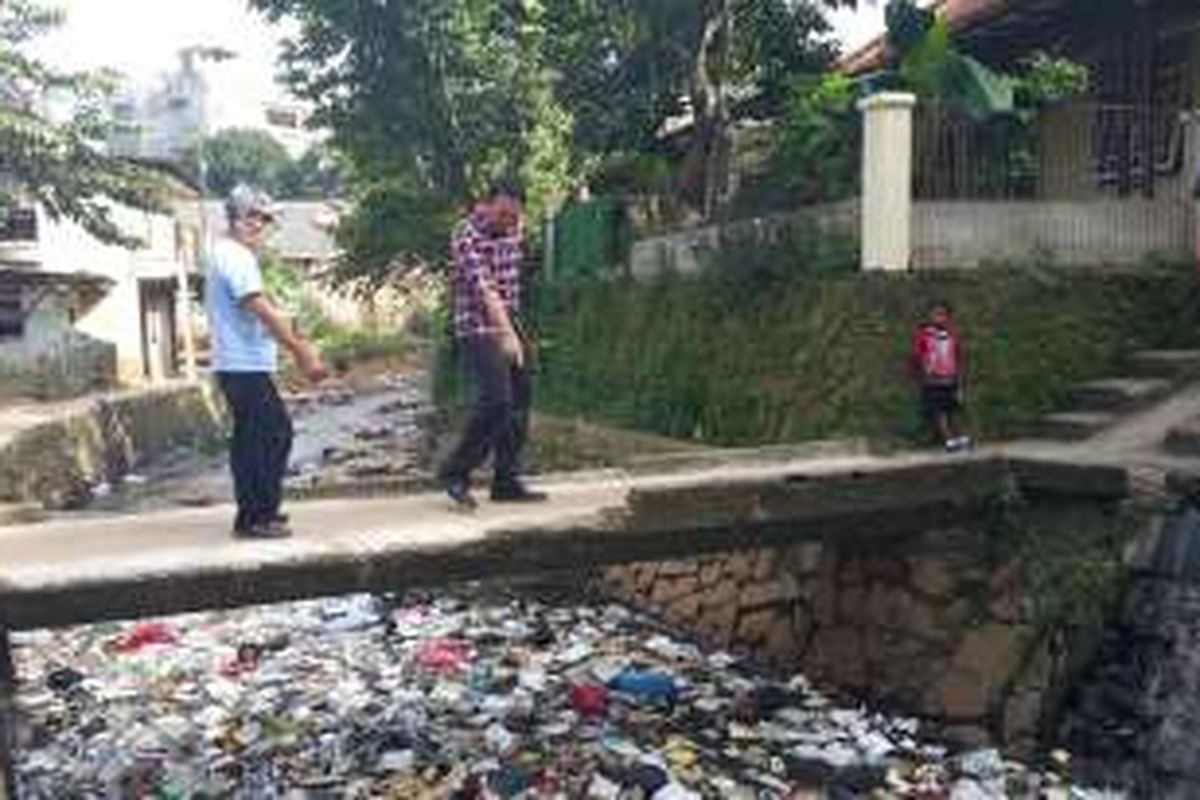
[0,444,1132,798]
[0,447,1128,632]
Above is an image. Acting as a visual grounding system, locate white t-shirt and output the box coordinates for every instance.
[204,238,278,372]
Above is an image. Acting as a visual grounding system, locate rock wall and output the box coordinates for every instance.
[0,334,117,402]
[602,498,1136,756]
[0,384,227,507]
[1061,496,1200,795]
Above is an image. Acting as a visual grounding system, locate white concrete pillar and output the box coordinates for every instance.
[858,92,917,271]
[1185,111,1200,275]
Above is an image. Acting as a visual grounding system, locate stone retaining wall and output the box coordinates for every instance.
[601,497,1137,755]
[0,384,227,507]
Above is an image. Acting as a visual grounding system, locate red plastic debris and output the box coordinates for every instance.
[107,622,178,654]
[219,643,263,679]
[570,684,610,718]
[416,638,472,674]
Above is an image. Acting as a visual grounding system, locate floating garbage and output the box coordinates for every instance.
[9,583,1125,798]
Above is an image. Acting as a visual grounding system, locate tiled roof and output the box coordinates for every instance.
[178,200,344,264]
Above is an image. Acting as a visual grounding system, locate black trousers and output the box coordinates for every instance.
[217,372,293,528]
[443,333,532,488]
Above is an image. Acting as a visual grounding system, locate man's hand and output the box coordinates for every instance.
[243,295,328,384]
[500,330,524,368]
[296,342,329,384]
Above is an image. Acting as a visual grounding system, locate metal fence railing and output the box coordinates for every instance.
[913,102,1188,202]
[910,102,1194,267]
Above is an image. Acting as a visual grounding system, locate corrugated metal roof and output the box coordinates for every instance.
[177,200,344,263]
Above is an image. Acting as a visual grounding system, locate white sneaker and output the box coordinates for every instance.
[944,436,973,453]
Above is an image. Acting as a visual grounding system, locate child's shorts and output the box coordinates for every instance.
[921,383,962,419]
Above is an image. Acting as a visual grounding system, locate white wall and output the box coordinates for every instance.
[912,199,1192,269]
[628,201,860,278]
[31,203,190,382]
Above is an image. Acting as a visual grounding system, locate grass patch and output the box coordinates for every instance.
[318,329,415,369]
[524,414,699,473]
[508,264,1200,447]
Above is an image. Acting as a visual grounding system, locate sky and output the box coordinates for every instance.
[32,0,296,132]
[829,2,889,53]
[31,0,889,132]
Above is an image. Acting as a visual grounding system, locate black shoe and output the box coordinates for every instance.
[233,520,293,539]
[490,483,548,503]
[235,513,289,530]
[445,476,478,510]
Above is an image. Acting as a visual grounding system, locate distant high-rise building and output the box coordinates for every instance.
[109,46,231,163]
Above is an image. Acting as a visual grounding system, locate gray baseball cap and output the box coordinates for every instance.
[225,184,277,222]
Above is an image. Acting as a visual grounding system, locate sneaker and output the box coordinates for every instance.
[490,483,549,503]
[235,513,288,530]
[944,436,973,453]
[445,476,478,510]
[233,519,293,539]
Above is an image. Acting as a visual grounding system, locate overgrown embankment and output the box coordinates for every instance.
[0,385,228,508]
[526,266,1200,446]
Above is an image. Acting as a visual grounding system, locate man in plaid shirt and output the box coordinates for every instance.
[441,182,547,508]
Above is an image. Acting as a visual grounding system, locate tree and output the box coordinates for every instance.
[251,0,576,282]
[284,143,345,200]
[199,128,294,199]
[247,0,860,282]
[543,0,852,217]
[197,131,346,200]
[0,0,166,246]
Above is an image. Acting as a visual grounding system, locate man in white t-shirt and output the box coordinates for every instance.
[205,185,327,538]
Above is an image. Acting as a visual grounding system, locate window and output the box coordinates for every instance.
[0,208,37,242]
[0,285,24,340]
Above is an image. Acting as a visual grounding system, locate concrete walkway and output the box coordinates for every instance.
[0,448,1128,632]
[994,380,1200,474]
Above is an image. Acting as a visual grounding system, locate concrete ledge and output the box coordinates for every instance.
[0,452,1130,632]
[0,384,227,507]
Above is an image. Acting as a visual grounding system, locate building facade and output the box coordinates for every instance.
[0,187,202,399]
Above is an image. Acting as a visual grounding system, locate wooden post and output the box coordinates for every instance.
[0,629,15,800]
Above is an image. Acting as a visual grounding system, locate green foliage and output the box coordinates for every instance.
[981,488,1139,646]
[768,73,859,205]
[260,250,331,338]
[287,144,345,199]
[0,0,168,246]
[316,328,413,369]
[200,128,294,198]
[732,0,839,118]
[896,13,950,97]
[593,153,675,197]
[881,0,1088,122]
[247,0,850,279]
[251,0,576,279]
[198,131,345,200]
[1014,52,1090,109]
[524,265,1200,447]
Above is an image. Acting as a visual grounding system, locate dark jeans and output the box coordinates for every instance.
[443,333,532,488]
[217,372,293,529]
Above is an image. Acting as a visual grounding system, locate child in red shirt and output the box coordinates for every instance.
[911,300,972,452]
